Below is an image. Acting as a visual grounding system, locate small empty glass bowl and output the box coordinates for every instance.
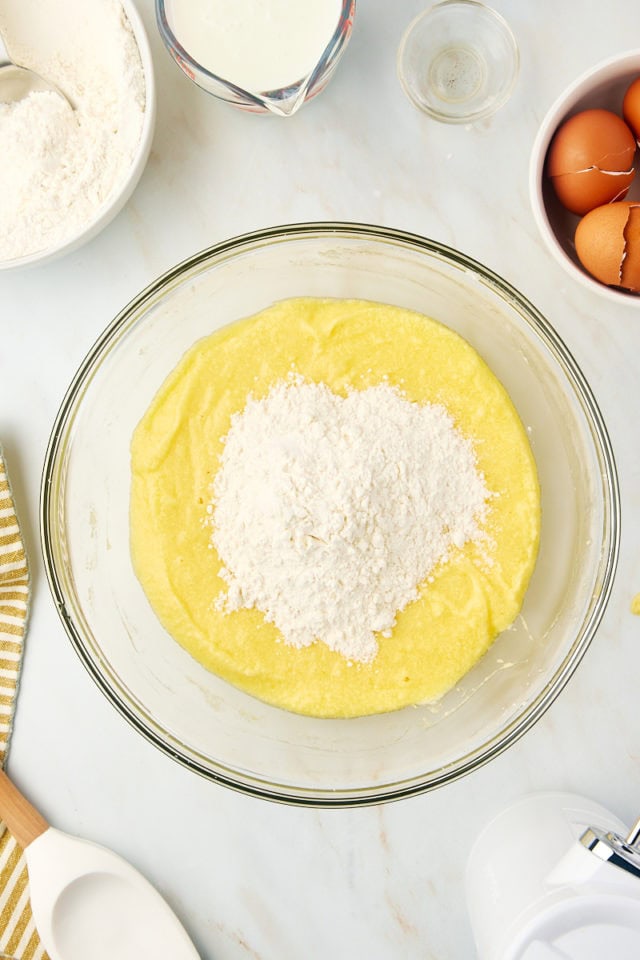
[398,0,519,123]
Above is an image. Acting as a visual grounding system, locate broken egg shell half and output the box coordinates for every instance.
[547,108,636,215]
[623,76,640,142]
[575,201,640,291]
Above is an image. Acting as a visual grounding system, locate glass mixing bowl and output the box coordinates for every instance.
[41,224,619,806]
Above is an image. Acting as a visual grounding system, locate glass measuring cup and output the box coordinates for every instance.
[156,0,356,117]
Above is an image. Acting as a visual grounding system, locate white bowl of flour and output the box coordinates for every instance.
[0,0,155,269]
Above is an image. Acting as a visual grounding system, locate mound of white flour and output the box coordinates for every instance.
[0,0,145,261]
[209,378,491,663]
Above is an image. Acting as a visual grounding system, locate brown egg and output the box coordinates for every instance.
[575,201,640,291]
[623,76,640,142]
[547,109,636,215]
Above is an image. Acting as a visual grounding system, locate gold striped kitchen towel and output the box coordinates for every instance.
[0,449,47,960]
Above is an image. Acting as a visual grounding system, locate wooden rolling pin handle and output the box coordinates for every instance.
[0,768,48,849]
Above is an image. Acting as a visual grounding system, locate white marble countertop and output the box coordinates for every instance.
[2,1,640,957]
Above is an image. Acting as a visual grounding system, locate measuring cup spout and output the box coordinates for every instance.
[260,83,310,117]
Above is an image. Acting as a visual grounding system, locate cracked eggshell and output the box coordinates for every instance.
[575,201,640,291]
[623,77,640,141]
[622,205,640,290]
[547,109,636,215]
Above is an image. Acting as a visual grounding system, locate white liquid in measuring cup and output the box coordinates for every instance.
[166,0,343,93]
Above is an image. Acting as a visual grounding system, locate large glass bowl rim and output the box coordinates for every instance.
[40,221,620,807]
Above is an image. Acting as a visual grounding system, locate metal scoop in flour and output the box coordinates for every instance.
[0,27,73,106]
[0,769,200,960]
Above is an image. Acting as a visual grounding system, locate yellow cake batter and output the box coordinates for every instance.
[130,298,540,718]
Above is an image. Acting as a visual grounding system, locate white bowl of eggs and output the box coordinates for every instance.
[530,50,640,303]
